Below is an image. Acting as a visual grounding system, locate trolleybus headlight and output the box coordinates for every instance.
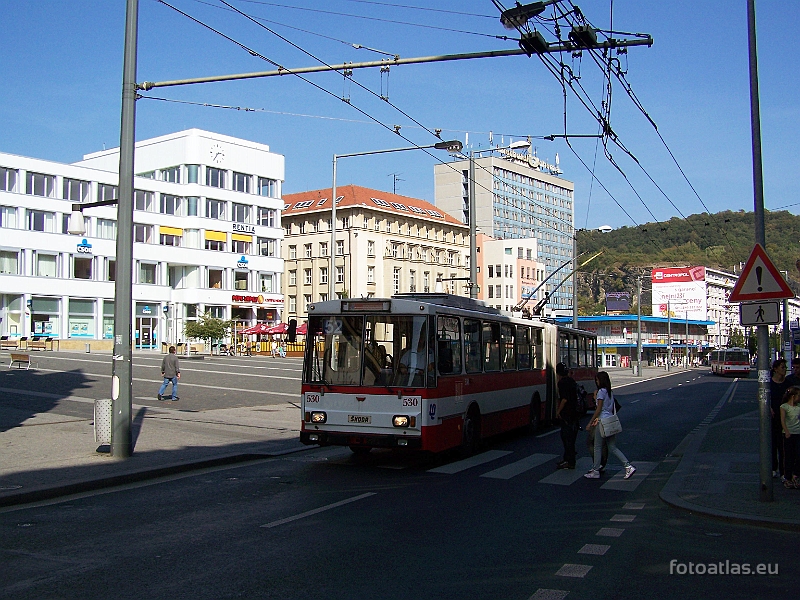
[393,415,410,427]
[310,411,327,424]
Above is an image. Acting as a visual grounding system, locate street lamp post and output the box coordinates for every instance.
[636,277,642,376]
[667,300,671,371]
[330,140,463,300]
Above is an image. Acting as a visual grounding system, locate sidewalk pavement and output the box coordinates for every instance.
[1,363,798,529]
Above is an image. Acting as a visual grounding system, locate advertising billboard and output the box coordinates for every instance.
[606,292,631,312]
[651,266,707,321]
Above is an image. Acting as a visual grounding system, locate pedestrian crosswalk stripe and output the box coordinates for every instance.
[427,450,512,474]
[480,453,558,480]
[539,457,594,485]
[600,461,658,491]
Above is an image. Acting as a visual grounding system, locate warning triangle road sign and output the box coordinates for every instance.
[728,244,794,302]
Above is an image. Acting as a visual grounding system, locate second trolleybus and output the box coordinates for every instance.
[300,294,597,454]
[709,347,751,377]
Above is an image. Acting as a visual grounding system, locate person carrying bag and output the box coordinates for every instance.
[584,371,635,480]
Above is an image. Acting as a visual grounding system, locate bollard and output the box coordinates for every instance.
[85,343,91,353]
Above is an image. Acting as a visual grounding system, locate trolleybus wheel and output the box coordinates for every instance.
[462,405,481,456]
[527,393,541,434]
[349,445,372,455]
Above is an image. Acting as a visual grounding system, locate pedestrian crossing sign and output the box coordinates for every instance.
[728,244,794,302]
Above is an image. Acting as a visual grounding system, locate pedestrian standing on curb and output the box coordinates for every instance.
[555,363,579,470]
[770,359,791,480]
[158,345,181,401]
[584,371,636,480]
[785,357,800,387]
[780,386,800,489]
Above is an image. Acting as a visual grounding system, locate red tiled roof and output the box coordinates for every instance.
[282,184,465,228]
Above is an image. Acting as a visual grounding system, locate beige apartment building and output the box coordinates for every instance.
[281,185,470,321]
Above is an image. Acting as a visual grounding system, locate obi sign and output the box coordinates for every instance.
[651,266,707,321]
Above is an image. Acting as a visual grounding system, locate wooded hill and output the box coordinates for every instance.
[574,209,800,315]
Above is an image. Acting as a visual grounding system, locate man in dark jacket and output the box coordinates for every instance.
[158,345,181,401]
[555,362,579,469]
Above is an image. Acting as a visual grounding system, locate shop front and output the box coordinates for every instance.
[1,294,24,337]
[31,296,60,337]
[135,302,159,349]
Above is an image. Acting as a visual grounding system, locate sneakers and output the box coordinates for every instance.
[157,394,163,401]
[584,469,600,479]
[171,396,179,401]
[556,460,575,470]
[624,464,637,480]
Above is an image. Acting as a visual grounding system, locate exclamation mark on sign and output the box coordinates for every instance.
[756,266,763,292]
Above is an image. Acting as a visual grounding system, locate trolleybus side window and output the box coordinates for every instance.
[464,318,482,374]
[392,315,429,387]
[501,323,516,371]
[559,331,570,366]
[437,316,461,375]
[517,326,531,370]
[532,327,544,369]
[483,321,501,371]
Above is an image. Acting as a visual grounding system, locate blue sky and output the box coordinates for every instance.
[2,0,797,232]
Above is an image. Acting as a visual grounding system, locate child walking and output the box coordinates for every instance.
[780,386,800,489]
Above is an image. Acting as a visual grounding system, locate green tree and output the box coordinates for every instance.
[727,328,746,348]
[184,313,231,347]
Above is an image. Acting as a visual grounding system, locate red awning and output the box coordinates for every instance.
[266,322,288,335]
[295,322,307,335]
[240,323,270,335]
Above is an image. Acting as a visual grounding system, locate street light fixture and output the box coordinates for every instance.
[329,140,463,300]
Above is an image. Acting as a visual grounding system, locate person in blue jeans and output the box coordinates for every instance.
[584,371,635,480]
[158,345,181,401]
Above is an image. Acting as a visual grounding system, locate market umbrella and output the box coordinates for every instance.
[266,322,288,335]
[240,323,270,335]
[295,322,307,335]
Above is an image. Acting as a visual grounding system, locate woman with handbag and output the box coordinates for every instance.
[584,371,636,480]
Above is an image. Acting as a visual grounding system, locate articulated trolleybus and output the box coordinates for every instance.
[709,347,751,377]
[300,293,597,454]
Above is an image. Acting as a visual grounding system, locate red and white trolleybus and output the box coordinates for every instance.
[300,294,597,454]
[709,347,751,377]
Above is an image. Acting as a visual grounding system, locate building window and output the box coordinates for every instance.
[424,272,430,293]
[341,216,350,229]
[289,245,297,259]
[26,172,56,197]
[206,167,225,188]
[159,166,180,183]
[257,207,276,227]
[134,190,155,212]
[258,177,279,198]
[206,198,226,220]
[233,172,251,193]
[160,194,183,216]
[0,167,18,192]
[320,242,328,256]
[0,250,19,274]
[410,270,416,292]
[232,202,251,223]
[183,229,200,248]
[27,210,56,232]
[0,205,17,228]
[134,224,154,243]
[207,305,226,319]
[98,184,118,202]
[367,266,374,284]
[299,222,306,234]
[139,262,157,285]
[289,296,297,313]
[234,271,248,291]
[205,238,226,252]
[301,243,311,259]
[186,196,198,216]
[106,259,116,282]
[336,266,344,283]
[36,253,58,277]
[393,267,400,294]
[289,270,297,286]
[232,239,251,254]
[319,293,328,302]
[95,219,117,240]
[259,273,275,293]
[320,267,328,284]
[73,256,92,280]
[257,237,275,256]
[63,178,90,203]
[488,286,494,298]
[367,240,375,256]
[336,240,344,255]
[160,233,181,247]
[208,268,223,289]
[303,268,312,285]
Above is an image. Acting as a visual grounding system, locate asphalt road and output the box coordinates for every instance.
[0,367,794,599]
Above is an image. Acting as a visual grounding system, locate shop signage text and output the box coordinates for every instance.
[231,294,284,304]
[77,239,93,254]
[233,223,256,234]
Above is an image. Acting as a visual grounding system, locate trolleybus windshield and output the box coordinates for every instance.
[306,314,432,387]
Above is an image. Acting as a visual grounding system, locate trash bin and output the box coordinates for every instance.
[94,398,112,444]
[632,363,639,376]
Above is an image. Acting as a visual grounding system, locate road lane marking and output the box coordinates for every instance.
[535,428,560,438]
[596,527,624,537]
[480,453,558,480]
[600,461,657,491]
[623,502,645,510]
[528,590,569,600]
[539,457,593,485]
[555,564,592,578]
[427,450,512,474]
[610,514,636,522]
[578,544,610,555]
[260,492,376,528]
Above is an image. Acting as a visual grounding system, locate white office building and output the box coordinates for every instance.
[0,129,284,350]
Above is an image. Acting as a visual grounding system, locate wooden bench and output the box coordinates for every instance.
[0,336,19,350]
[189,343,205,355]
[28,337,51,351]
[9,353,35,370]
